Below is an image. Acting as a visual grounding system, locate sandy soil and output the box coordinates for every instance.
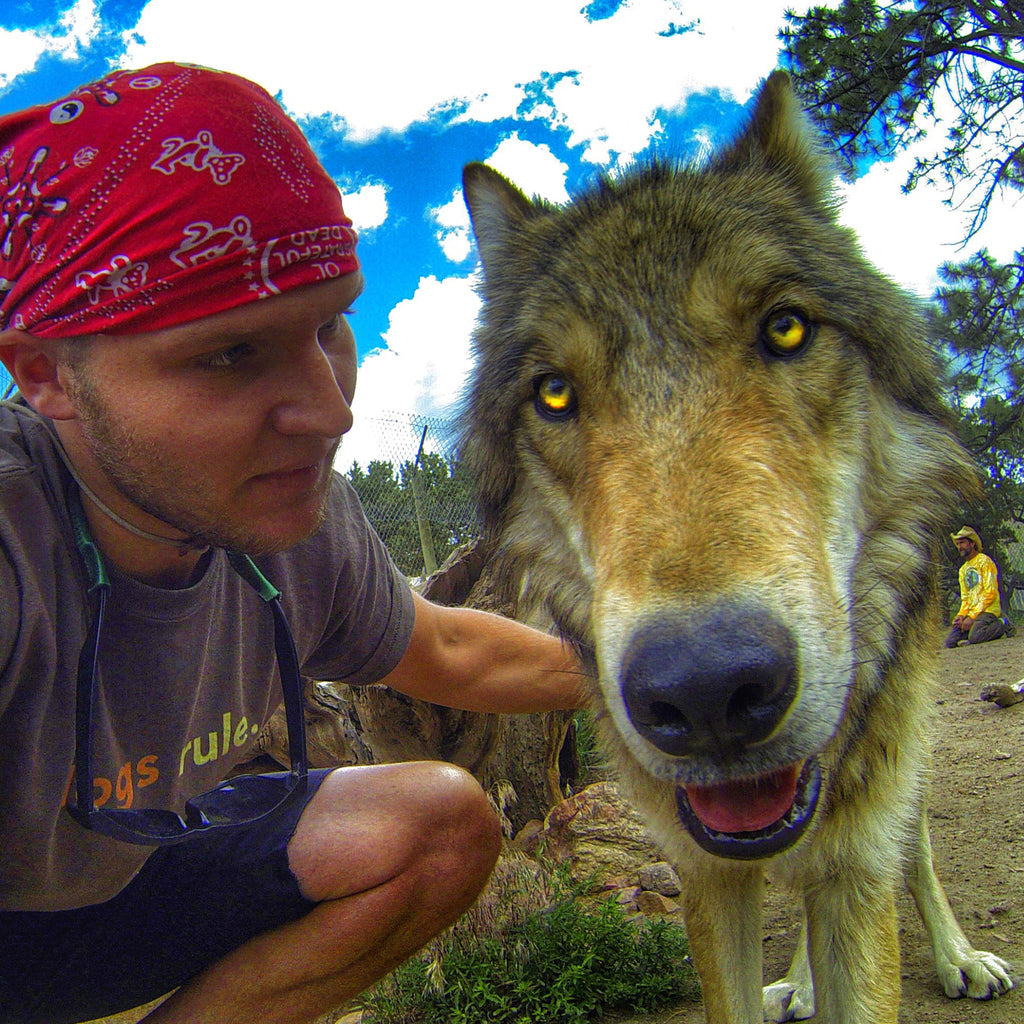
[602,635,1024,1024]
[90,636,1023,1024]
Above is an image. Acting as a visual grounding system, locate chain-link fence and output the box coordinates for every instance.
[339,413,480,581]
[352,411,1024,626]
[989,538,1024,618]
[5,361,1024,616]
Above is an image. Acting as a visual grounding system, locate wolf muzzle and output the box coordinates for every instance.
[620,602,798,759]
[619,601,822,859]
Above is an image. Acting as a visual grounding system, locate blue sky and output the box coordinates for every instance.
[1,0,1019,467]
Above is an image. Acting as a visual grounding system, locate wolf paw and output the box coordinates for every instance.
[980,682,1024,707]
[762,980,815,1022]
[937,950,1016,999]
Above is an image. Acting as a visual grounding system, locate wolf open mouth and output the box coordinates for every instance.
[675,760,822,860]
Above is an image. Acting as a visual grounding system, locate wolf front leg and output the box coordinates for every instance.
[679,861,765,1023]
[762,917,815,1022]
[904,804,1015,999]
[804,878,901,1024]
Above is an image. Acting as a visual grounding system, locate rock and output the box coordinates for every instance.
[615,885,643,905]
[538,781,665,883]
[595,874,634,893]
[638,860,682,896]
[512,819,545,855]
[980,681,1024,707]
[636,890,680,916]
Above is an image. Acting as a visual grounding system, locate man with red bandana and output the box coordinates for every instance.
[0,64,585,1024]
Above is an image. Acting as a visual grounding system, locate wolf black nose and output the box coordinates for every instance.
[620,604,798,757]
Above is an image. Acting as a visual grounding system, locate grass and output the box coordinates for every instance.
[358,855,700,1024]
[573,709,608,787]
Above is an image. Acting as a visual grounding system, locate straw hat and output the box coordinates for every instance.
[950,526,983,552]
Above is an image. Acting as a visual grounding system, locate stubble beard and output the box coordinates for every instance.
[68,372,332,555]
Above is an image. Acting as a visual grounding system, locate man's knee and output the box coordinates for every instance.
[409,761,501,860]
[287,761,500,904]
[415,763,502,893]
[968,613,1005,644]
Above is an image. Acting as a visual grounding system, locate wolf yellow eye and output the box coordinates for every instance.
[761,309,814,357]
[534,374,578,421]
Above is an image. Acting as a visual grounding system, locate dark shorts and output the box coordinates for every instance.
[0,768,333,1024]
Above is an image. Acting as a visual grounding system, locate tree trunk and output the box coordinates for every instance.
[249,540,578,833]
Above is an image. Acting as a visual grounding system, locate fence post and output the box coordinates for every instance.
[411,425,438,576]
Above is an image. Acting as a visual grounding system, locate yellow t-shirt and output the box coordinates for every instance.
[956,552,1001,619]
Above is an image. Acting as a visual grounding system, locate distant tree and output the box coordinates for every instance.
[399,452,478,558]
[937,249,1024,434]
[784,2,1024,608]
[782,0,1024,239]
[344,452,479,578]
[345,459,417,572]
[931,248,1024,577]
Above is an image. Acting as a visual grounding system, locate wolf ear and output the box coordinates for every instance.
[716,70,836,210]
[462,163,537,274]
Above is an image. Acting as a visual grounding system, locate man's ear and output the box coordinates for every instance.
[0,330,78,420]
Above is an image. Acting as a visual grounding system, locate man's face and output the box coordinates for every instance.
[61,274,362,556]
[956,537,976,560]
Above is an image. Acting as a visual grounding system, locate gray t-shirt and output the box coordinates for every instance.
[0,401,416,911]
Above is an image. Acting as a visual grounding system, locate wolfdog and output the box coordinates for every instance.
[461,72,1015,1022]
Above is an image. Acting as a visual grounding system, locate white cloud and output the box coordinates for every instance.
[337,273,481,468]
[431,190,474,263]
[52,0,100,58]
[837,139,1023,297]
[0,0,100,89]
[116,0,791,163]
[430,134,571,263]
[0,30,46,90]
[341,182,388,234]
[485,133,571,203]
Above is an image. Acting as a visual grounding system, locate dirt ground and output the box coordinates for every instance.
[602,635,1024,1024]
[91,636,1023,1024]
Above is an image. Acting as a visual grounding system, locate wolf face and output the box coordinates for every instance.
[461,72,975,863]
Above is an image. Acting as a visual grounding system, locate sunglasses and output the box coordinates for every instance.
[64,491,308,845]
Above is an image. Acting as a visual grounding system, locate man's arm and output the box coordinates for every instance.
[378,592,588,713]
[962,557,1001,620]
[977,558,1002,617]
[953,564,969,624]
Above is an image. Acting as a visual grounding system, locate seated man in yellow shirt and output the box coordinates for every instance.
[945,526,1006,647]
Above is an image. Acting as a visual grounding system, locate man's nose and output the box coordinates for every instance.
[272,348,354,438]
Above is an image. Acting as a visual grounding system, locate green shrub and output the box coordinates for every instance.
[572,710,608,786]
[360,860,699,1024]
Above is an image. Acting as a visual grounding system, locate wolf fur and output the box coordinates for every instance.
[461,71,1015,1023]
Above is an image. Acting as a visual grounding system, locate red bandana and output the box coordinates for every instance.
[0,62,358,338]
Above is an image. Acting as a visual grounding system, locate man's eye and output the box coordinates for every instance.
[200,343,253,369]
[316,313,343,342]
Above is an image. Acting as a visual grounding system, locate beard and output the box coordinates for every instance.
[67,370,335,556]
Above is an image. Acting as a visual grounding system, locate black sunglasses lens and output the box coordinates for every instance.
[78,773,306,845]
[70,542,308,846]
[185,774,299,825]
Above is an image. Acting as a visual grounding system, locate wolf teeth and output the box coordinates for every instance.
[675,760,822,861]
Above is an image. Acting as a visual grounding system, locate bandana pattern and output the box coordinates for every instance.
[0,63,357,338]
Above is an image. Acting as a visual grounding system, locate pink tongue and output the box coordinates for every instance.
[684,763,802,834]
